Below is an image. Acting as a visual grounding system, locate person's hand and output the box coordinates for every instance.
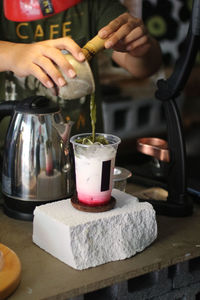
[98,12,151,58]
[8,37,85,89]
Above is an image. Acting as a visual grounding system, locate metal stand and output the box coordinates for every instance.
[137,0,200,216]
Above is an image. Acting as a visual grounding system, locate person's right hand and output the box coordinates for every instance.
[8,37,85,89]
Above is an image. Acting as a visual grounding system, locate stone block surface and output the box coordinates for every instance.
[33,189,157,270]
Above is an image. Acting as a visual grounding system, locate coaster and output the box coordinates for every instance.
[0,243,21,300]
[71,194,116,213]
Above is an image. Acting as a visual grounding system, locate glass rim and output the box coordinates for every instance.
[70,132,121,147]
[113,167,132,182]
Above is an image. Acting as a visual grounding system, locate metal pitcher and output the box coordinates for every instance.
[0,95,74,220]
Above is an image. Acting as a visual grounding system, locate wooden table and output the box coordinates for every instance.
[1,184,200,300]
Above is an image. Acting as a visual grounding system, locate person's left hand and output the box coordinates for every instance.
[98,12,151,57]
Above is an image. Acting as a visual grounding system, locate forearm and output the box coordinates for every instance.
[112,37,162,79]
[0,41,16,72]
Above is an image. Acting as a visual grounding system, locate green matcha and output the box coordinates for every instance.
[75,135,109,145]
[90,92,96,143]
[75,93,109,145]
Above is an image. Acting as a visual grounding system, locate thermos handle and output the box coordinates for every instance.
[0,100,18,122]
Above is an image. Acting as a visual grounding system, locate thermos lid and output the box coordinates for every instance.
[16,96,60,114]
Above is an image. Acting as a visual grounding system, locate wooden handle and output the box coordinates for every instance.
[82,35,106,61]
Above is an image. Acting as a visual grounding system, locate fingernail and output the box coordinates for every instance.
[58,77,66,86]
[79,52,85,60]
[46,80,54,88]
[68,69,76,78]
[99,30,107,38]
[105,41,113,48]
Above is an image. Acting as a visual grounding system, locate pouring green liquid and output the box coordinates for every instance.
[90,92,96,143]
[75,93,108,145]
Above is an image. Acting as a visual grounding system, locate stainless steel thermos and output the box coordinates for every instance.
[0,96,74,220]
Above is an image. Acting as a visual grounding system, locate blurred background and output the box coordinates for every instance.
[98,0,200,186]
[0,0,199,189]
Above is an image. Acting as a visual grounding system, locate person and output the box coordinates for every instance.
[0,0,162,134]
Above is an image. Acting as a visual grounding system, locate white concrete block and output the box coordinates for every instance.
[32,189,157,270]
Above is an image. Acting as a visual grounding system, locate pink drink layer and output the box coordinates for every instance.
[77,191,111,206]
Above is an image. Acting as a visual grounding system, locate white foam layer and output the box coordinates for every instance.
[32,189,157,270]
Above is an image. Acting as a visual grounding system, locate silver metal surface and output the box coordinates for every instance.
[2,110,73,202]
